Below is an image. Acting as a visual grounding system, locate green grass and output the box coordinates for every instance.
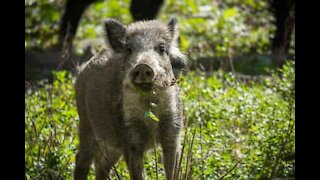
[25,61,295,179]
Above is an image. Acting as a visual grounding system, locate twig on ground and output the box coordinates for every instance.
[219,159,241,179]
[184,128,196,180]
[177,118,189,180]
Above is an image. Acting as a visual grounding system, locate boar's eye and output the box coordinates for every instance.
[158,43,167,55]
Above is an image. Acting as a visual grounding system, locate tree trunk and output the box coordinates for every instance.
[270,0,295,67]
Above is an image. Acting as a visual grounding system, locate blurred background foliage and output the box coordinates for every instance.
[25,0,295,179]
[25,0,293,55]
[25,0,294,75]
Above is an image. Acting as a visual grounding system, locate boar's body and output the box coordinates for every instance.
[74,19,186,180]
[76,49,126,149]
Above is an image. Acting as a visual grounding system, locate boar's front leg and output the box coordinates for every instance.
[159,112,182,180]
[123,118,147,180]
[94,148,121,180]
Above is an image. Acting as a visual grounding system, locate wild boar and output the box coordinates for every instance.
[74,18,187,180]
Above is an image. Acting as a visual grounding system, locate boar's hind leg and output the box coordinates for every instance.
[94,149,121,180]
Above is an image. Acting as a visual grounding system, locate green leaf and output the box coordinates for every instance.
[144,110,160,122]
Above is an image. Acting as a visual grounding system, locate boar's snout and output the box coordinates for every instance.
[130,64,155,90]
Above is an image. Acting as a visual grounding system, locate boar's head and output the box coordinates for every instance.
[104,18,187,91]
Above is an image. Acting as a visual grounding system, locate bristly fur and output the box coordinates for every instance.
[74,19,187,180]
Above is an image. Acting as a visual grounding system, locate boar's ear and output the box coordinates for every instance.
[104,19,126,52]
[170,47,188,78]
[167,18,179,43]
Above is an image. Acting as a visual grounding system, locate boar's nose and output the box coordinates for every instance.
[131,64,155,89]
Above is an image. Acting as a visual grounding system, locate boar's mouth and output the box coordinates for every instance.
[131,74,176,91]
[133,80,174,91]
[152,75,176,89]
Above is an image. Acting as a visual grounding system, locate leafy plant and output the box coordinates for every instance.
[25,61,295,179]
